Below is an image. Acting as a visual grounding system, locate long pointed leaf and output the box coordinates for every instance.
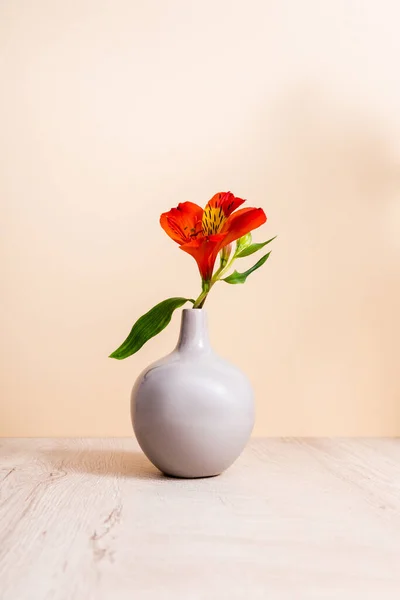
[109,297,194,359]
[236,236,277,258]
[223,252,271,284]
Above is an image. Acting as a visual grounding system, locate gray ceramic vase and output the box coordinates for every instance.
[131,308,254,478]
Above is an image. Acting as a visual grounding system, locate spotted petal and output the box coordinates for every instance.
[160,202,203,245]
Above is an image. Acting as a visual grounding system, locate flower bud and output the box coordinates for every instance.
[220,244,232,267]
[236,233,252,254]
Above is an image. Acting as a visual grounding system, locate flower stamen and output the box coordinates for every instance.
[202,206,226,235]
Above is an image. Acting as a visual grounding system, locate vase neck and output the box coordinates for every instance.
[176,309,210,353]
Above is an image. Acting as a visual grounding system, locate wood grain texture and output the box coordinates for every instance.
[0,438,399,599]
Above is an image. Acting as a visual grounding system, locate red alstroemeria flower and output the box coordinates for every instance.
[160,192,267,281]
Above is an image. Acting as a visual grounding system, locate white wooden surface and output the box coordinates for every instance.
[0,438,399,599]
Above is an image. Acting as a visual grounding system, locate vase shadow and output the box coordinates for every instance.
[40,447,163,480]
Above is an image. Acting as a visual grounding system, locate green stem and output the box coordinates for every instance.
[211,263,224,283]
[192,289,208,308]
[193,280,211,308]
[193,253,238,308]
[212,254,237,282]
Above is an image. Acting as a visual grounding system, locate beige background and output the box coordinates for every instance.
[1,0,399,437]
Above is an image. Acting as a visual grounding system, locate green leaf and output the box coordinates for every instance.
[236,236,277,258]
[109,297,194,359]
[222,252,271,284]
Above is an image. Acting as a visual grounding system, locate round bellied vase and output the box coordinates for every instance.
[131,308,254,478]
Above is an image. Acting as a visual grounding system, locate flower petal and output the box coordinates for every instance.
[180,234,226,281]
[205,192,245,217]
[160,202,203,244]
[221,207,267,246]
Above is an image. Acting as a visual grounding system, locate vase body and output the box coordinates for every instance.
[131,309,254,478]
